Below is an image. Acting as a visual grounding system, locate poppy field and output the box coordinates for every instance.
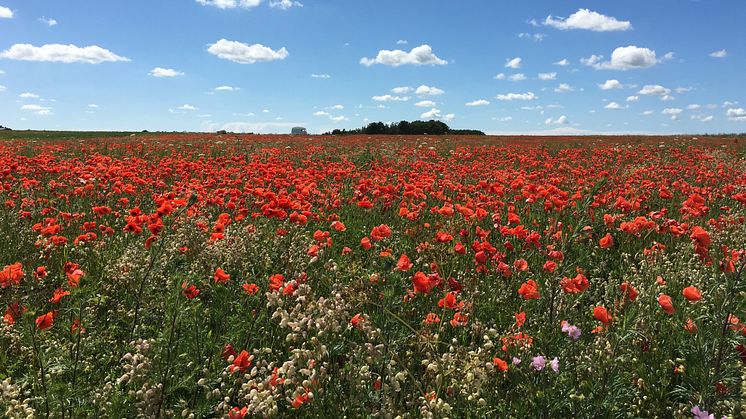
[1,133,745,418]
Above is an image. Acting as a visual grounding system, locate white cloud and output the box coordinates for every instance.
[396,40,408,45]
[605,102,623,110]
[269,0,303,9]
[313,111,330,117]
[0,43,129,64]
[710,49,727,58]
[420,108,454,122]
[195,0,261,9]
[662,108,683,120]
[661,94,675,102]
[0,84,6,92]
[329,115,348,122]
[0,5,12,18]
[505,57,522,69]
[415,85,444,96]
[177,104,197,111]
[518,33,546,42]
[149,67,184,77]
[554,83,574,93]
[88,103,99,108]
[215,85,239,91]
[207,39,288,64]
[39,17,57,26]
[372,94,409,102]
[727,108,746,121]
[554,58,570,66]
[492,116,513,122]
[581,46,659,70]
[538,72,557,81]
[494,73,506,80]
[21,104,52,115]
[626,95,639,102]
[723,101,739,108]
[687,104,701,110]
[642,110,654,116]
[638,84,671,96]
[691,114,713,122]
[674,86,693,94]
[495,92,537,101]
[599,79,623,90]
[311,73,330,79]
[218,121,306,134]
[360,44,447,67]
[329,104,344,110]
[508,73,526,81]
[465,99,490,107]
[415,100,436,108]
[543,9,631,32]
[391,86,411,94]
[19,92,40,99]
[544,115,568,125]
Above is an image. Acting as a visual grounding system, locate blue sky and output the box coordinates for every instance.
[0,0,744,134]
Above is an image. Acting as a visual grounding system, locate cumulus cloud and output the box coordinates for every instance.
[391,86,412,94]
[505,57,522,69]
[492,116,513,122]
[207,39,288,64]
[0,43,129,64]
[21,104,52,115]
[329,104,344,110]
[494,73,506,80]
[19,92,40,99]
[465,99,490,107]
[543,9,631,31]
[195,0,261,9]
[637,85,671,97]
[149,67,184,77]
[538,72,557,81]
[727,108,746,121]
[39,17,57,26]
[508,73,526,81]
[605,102,623,110]
[495,92,537,101]
[311,73,330,79]
[415,100,436,107]
[396,40,408,45]
[554,58,569,66]
[662,108,683,120]
[372,94,409,102]
[544,115,568,125]
[269,0,303,9]
[0,5,12,18]
[710,49,727,58]
[581,46,659,70]
[415,85,444,96]
[687,104,701,110]
[420,108,454,122]
[215,85,239,91]
[0,84,6,92]
[554,83,574,93]
[177,104,197,111]
[599,79,623,90]
[360,44,447,67]
[88,103,99,108]
[626,95,639,102]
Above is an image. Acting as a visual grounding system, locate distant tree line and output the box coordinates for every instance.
[323,120,485,136]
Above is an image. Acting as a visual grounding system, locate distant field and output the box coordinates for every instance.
[0,133,745,418]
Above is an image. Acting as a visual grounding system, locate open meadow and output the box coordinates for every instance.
[0,133,745,417]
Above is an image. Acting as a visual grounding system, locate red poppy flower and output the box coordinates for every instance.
[181,283,200,299]
[242,283,259,295]
[229,350,252,373]
[593,306,612,325]
[35,311,56,330]
[682,286,702,302]
[493,357,509,372]
[396,254,413,271]
[599,233,613,249]
[658,294,675,315]
[518,280,540,300]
